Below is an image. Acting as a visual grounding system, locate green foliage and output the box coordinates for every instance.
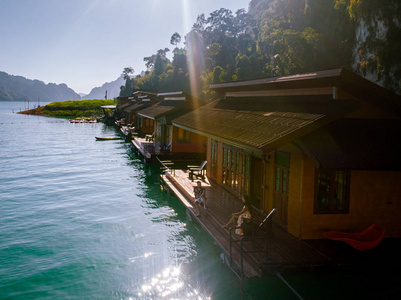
[121,0,400,98]
[212,66,224,83]
[43,99,115,117]
[122,67,134,80]
[170,32,182,46]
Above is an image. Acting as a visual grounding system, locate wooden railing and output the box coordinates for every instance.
[228,208,276,289]
[156,157,175,176]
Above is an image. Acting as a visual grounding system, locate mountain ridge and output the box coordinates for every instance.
[81,74,124,100]
[0,71,81,102]
[0,71,124,102]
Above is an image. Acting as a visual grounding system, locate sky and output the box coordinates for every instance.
[0,0,250,95]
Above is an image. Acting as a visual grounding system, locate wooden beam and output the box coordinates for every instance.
[225,87,333,98]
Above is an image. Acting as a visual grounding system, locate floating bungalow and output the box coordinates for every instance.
[161,68,401,280]
[116,91,161,138]
[132,91,207,161]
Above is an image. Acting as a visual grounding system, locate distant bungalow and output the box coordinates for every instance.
[124,91,207,161]
[116,91,161,138]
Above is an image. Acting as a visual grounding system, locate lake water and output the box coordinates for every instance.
[0,101,399,300]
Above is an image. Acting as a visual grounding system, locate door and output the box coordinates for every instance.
[251,157,262,209]
[273,152,290,228]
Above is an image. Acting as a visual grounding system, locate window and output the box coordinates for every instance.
[145,118,154,127]
[177,128,191,143]
[314,169,350,214]
[222,144,250,197]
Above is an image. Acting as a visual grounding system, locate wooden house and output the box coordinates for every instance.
[116,96,132,106]
[172,68,401,239]
[134,91,207,159]
[121,91,160,129]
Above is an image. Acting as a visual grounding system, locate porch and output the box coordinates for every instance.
[131,137,206,162]
[120,125,137,139]
[160,168,333,279]
[131,137,154,159]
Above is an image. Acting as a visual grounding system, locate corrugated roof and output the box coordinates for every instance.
[173,95,356,152]
[123,101,151,113]
[295,118,401,170]
[119,102,135,110]
[137,100,187,119]
[209,68,401,115]
[210,69,343,91]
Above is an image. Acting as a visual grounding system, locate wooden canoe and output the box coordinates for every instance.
[324,224,385,251]
[95,136,121,140]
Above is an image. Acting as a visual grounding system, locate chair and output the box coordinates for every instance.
[159,141,172,153]
[324,224,385,251]
[188,161,207,181]
[145,132,154,141]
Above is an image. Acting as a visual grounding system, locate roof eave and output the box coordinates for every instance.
[210,68,344,93]
[172,122,263,154]
[137,112,156,120]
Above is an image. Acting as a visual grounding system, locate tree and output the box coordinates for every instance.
[170,32,181,47]
[154,54,165,76]
[212,66,224,83]
[120,67,135,97]
[144,49,170,71]
[122,67,134,80]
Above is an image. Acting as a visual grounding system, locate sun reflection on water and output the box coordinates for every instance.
[139,266,211,300]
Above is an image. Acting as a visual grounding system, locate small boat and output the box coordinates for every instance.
[95,136,121,140]
[69,118,97,123]
[69,119,83,123]
[324,224,385,251]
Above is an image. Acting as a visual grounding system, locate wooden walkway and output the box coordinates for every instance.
[131,138,154,159]
[131,138,205,162]
[161,169,331,278]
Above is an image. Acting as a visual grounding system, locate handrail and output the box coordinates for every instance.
[156,157,175,176]
[260,208,276,227]
[228,208,276,290]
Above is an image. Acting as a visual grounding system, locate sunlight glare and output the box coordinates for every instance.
[144,252,153,258]
[138,266,210,299]
[182,0,192,34]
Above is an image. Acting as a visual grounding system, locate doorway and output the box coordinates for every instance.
[273,151,290,228]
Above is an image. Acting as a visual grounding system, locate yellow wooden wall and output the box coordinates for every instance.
[172,127,207,153]
[300,158,401,239]
[206,137,401,240]
[141,117,154,134]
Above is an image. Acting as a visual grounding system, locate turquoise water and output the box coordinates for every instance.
[0,102,263,299]
[1,102,400,300]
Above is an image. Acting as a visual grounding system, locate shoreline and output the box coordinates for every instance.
[16,99,115,118]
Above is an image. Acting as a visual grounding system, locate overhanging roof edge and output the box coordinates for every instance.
[137,112,155,120]
[172,122,263,154]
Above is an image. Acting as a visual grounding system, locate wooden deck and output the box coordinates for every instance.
[131,138,154,159]
[161,169,331,278]
[131,138,206,162]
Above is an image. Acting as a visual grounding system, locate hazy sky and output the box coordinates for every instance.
[0,0,250,94]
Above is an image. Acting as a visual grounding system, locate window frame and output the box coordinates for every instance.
[314,169,350,214]
[222,144,250,197]
[177,127,191,143]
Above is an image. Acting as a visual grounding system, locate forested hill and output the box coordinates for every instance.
[0,71,81,102]
[120,0,401,99]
